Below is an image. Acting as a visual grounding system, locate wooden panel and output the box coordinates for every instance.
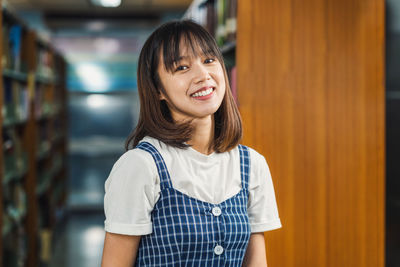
[237,0,385,266]
[23,31,40,267]
[0,2,3,265]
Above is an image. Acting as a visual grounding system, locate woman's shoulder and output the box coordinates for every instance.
[238,145,274,191]
[138,136,190,159]
[105,143,159,188]
[239,144,268,165]
[237,145,271,179]
[137,136,170,152]
[112,144,157,174]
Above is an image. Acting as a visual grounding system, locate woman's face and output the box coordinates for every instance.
[157,43,226,122]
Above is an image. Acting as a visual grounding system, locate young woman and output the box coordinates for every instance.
[101,20,281,267]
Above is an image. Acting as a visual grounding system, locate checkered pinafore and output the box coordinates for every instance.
[134,142,251,266]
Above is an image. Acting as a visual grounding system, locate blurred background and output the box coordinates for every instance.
[0,0,398,266]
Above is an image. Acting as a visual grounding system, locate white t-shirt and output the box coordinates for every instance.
[104,136,281,235]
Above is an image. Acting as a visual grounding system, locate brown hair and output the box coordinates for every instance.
[125,20,242,153]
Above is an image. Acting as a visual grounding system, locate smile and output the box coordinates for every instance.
[191,87,214,98]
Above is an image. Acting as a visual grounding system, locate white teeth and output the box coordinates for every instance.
[192,88,213,97]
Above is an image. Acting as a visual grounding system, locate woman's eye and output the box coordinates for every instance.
[204,58,215,64]
[175,65,188,71]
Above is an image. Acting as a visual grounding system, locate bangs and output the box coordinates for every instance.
[159,21,223,73]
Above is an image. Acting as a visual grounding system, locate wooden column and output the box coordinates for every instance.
[237,0,385,266]
[24,30,39,267]
[0,2,3,264]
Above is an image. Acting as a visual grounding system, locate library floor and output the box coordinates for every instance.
[49,211,105,267]
[48,152,108,267]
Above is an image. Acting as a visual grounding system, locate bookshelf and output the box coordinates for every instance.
[1,3,68,267]
[183,0,238,100]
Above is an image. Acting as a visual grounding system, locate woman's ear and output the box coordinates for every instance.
[159,91,166,100]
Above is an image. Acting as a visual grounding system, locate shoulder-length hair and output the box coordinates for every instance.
[125,20,242,153]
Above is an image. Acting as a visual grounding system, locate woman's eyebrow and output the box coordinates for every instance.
[173,50,215,63]
[176,55,190,61]
[172,55,190,64]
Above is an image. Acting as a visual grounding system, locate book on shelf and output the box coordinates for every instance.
[13,184,27,221]
[9,24,23,72]
[2,22,29,73]
[39,229,52,263]
[36,170,52,196]
[2,78,30,125]
[2,223,27,267]
[52,177,66,201]
[52,152,63,174]
[2,24,11,69]
[36,47,54,80]
[2,176,28,265]
[1,22,25,71]
[34,84,44,118]
[4,184,27,225]
[2,128,28,184]
[206,0,217,37]
[216,0,237,45]
[185,0,237,47]
[13,80,29,122]
[216,0,226,46]
[37,124,51,159]
[226,0,237,42]
[37,186,51,225]
[184,0,207,26]
[3,77,16,123]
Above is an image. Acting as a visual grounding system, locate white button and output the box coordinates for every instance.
[212,207,222,216]
[214,245,224,255]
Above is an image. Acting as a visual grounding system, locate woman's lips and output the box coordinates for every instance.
[191,87,215,100]
[190,86,215,97]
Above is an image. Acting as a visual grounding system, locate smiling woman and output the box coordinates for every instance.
[101,20,281,267]
[126,20,241,153]
[157,44,226,124]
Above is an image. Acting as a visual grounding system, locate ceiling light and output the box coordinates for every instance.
[87,21,106,31]
[93,38,120,54]
[91,0,121,8]
[86,94,108,108]
[76,63,110,92]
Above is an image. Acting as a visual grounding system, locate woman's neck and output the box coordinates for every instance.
[187,116,214,155]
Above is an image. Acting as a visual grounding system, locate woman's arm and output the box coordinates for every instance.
[242,232,268,267]
[101,232,141,267]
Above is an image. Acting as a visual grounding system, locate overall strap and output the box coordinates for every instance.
[238,144,250,191]
[136,141,173,190]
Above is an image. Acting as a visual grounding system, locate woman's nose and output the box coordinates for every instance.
[193,63,211,83]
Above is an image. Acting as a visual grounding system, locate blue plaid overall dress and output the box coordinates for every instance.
[134,142,251,266]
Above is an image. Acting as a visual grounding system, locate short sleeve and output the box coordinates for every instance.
[247,149,282,233]
[104,149,160,235]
